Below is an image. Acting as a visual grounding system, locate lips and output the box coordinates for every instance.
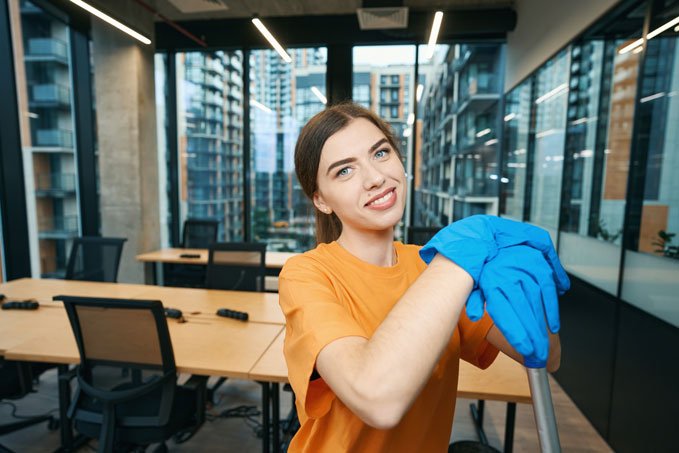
[365,188,396,209]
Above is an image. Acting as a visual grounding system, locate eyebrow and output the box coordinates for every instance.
[325,138,389,175]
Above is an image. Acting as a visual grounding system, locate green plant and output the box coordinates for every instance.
[652,230,679,259]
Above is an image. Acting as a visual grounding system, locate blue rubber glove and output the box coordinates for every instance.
[466,245,561,368]
[419,215,570,302]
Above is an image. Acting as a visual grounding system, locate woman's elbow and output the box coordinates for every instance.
[350,382,408,430]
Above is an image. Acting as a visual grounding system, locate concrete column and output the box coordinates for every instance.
[91,7,159,283]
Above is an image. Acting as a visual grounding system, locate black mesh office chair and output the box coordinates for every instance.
[205,242,267,292]
[65,237,127,283]
[55,295,207,453]
[0,360,58,448]
[182,219,219,249]
[406,226,442,246]
[163,219,219,288]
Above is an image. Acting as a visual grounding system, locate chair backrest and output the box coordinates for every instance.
[65,236,126,282]
[55,295,179,444]
[406,226,441,246]
[182,218,219,249]
[206,242,266,292]
[57,295,176,374]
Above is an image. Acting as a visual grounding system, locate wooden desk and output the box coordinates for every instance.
[0,278,285,453]
[133,285,284,325]
[136,248,297,288]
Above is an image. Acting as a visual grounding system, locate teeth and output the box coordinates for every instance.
[369,190,394,206]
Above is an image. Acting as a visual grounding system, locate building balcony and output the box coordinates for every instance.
[38,214,79,239]
[25,38,68,64]
[35,173,76,197]
[34,129,73,148]
[30,83,70,106]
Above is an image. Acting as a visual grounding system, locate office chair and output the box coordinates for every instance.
[55,295,207,453]
[204,242,266,401]
[65,237,127,283]
[205,242,267,292]
[163,219,219,288]
[406,226,442,246]
[181,219,219,249]
[0,359,58,448]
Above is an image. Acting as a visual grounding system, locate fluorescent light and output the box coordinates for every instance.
[252,17,292,63]
[489,174,498,180]
[484,138,498,146]
[403,128,412,138]
[500,177,509,183]
[251,98,273,113]
[535,83,568,104]
[647,15,679,39]
[475,128,491,138]
[675,25,679,32]
[632,45,644,54]
[26,111,39,119]
[416,84,424,102]
[503,112,516,122]
[618,38,644,54]
[640,92,666,103]
[425,11,443,60]
[69,0,151,45]
[407,113,415,125]
[310,86,327,105]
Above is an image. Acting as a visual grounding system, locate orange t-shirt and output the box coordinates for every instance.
[278,241,499,453]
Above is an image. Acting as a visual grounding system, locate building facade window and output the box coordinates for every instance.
[250,47,326,252]
[12,0,81,277]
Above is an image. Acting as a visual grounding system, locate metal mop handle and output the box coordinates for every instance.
[527,367,561,452]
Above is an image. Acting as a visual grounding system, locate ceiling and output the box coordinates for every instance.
[152,0,514,21]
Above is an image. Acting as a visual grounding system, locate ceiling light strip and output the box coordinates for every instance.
[70,0,151,45]
[252,17,292,63]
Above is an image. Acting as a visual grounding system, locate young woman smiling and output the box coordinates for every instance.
[279,102,560,452]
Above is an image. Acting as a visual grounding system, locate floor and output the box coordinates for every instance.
[0,369,614,452]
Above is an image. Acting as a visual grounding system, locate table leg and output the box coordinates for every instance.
[504,402,516,453]
[144,262,156,285]
[57,365,74,449]
[261,382,270,453]
[469,400,489,445]
[272,383,280,452]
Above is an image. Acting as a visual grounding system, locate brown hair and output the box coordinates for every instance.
[294,102,402,244]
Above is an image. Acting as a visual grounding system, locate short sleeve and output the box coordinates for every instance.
[458,309,499,369]
[279,256,368,419]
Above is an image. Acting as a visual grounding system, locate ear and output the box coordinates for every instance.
[313,192,332,215]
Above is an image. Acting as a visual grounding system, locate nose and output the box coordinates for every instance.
[363,161,386,191]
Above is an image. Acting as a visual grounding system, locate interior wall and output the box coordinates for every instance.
[504,0,621,91]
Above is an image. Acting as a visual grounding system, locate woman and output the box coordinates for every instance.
[279,102,560,452]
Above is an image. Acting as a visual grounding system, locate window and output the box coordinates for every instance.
[501,80,532,221]
[175,50,244,241]
[13,0,81,277]
[249,47,326,252]
[529,50,570,239]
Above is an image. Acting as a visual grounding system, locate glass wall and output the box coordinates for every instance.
[501,80,532,221]
[529,50,570,240]
[12,0,81,277]
[622,0,679,327]
[175,50,244,242]
[249,47,327,252]
[414,43,505,230]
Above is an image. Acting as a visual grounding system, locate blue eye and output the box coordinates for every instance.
[336,167,352,177]
[375,148,390,159]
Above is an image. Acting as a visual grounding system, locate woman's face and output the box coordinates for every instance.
[313,117,407,236]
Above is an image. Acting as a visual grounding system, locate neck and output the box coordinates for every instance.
[337,228,396,267]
